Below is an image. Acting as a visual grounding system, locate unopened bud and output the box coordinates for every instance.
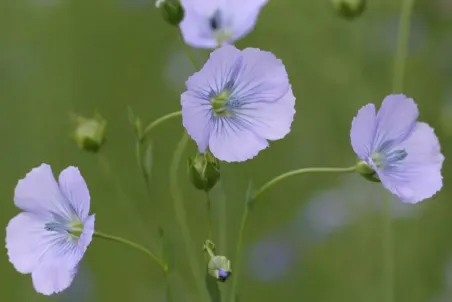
[355,160,380,183]
[73,114,107,153]
[331,0,366,20]
[188,152,220,192]
[156,0,184,27]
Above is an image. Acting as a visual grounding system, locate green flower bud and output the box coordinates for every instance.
[156,0,185,27]
[355,160,380,183]
[331,0,366,19]
[73,114,107,153]
[188,152,220,192]
[208,256,231,282]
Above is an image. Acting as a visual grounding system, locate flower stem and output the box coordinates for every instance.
[229,165,357,301]
[392,0,415,93]
[178,31,201,71]
[93,230,167,271]
[169,132,207,300]
[386,0,415,301]
[140,111,182,141]
[206,191,213,240]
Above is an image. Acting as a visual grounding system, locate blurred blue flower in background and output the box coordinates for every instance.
[244,228,296,282]
[290,174,421,246]
[6,164,95,295]
[181,45,296,162]
[351,94,444,203]
[179,0,268,48]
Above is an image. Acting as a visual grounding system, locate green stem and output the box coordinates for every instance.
[140,111,182,141]
[206,191,213,240]
[392,0,415,93]
[169,132,207,300]
[385,0,415,301]
[178,31,201,71]
[93,231,167,271]
[229,165,357,301]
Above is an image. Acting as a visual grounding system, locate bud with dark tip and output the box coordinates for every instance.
[73,114,107,153]
[156,0,185,27]
[203,240,232,282]
[188,151,220,192]
[331,0,366,20]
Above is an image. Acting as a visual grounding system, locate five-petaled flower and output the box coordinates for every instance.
[179,0,269,48]
[5,164,95,295]
[181,45,296,162]
[351,94,444,203]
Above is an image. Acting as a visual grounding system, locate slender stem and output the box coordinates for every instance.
[141,111,182,141]
[169,132,206,299]
[392,0,415,93]
[206,191,213,240]
[254,166,357,201]
[178,31,201,71]
[93,231,167,271]
[385,0,415,301]
[135,139,154,198]
[229,166,356,301]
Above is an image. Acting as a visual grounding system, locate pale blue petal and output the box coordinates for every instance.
[181,93,214,152]
[228,0,268,42]
[235,87,295,140]
[350,103,376,159]
[185,45,241,94]
[377,122,444,203]
[372,94,419,152]
[14,164,73,220]
[58,167,90,220]
[209,117,269,162]
[32,258,78,296]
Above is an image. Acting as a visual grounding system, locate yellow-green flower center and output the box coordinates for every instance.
[211,91,232,116]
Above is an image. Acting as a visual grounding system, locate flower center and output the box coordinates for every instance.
[211,91,232,117]
[209,10,233,45]
[372,149,407,169]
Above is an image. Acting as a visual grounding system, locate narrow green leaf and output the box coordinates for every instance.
[127,106,136,127]
[205,271,221,302]
[144,141,153,179]
[158,227,174,271]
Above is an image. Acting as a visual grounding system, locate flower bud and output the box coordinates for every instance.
[208,256,232,282]
[156,0,185,27]
[188,152,220,192]
[355,160,380,183]
[331,0,366,19]
[73,114,107,153]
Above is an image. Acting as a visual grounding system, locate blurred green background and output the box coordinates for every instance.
[1,0,452,301]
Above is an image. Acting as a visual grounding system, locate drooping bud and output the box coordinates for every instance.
[203,240,231,282]
[188,151,220,192]
[331,0,366,20]
[156,0,185,27]
[73,114,107,153]
[355,160,380,183]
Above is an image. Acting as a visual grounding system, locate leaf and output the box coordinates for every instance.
[127,106,136,127]
[158,227,174,271]
[144,141,153,179]
[205,271,221,302]
[245,179,254,210]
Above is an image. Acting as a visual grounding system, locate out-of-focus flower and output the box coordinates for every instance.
[6,164,95,295]
[181,45,296,162]
[244,231,295,282]
[179,0,268,48]
[351,94,444,203]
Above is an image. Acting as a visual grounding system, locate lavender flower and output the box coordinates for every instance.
[351,94,444,203]
[181,45,296,162]
[179,0,268,48]
[5,164,95,295]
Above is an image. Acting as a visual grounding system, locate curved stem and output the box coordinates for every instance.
[253,166,357,201]
[392,0,415,93]
[169,133,206,299]
[178,31,201,71]
[94,231,167,271]
[141,111,182,141]
[229,165,356,301]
